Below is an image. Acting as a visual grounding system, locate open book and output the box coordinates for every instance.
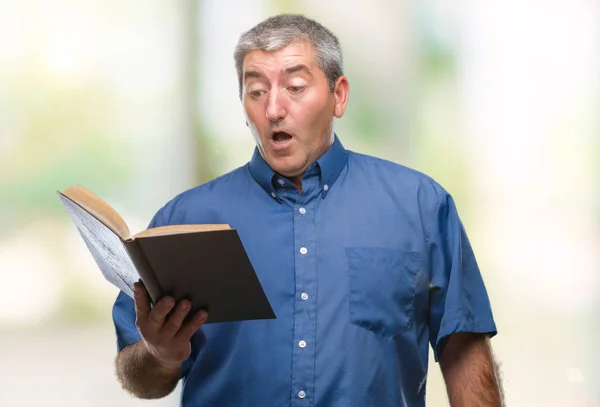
[58,185,275,324]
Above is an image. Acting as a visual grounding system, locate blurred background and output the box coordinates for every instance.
[1,0,598,405]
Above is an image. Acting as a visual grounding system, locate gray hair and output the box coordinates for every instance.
[234,14,343,99]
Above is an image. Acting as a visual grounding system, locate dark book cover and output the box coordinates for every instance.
[58,192,276,324]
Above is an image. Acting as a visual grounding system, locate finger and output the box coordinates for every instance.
[176,310,208,341]
[162,300,192,335]
[147,296,176,329]
[133,281,151,321]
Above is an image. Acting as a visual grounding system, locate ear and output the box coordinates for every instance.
[333,76,350,118]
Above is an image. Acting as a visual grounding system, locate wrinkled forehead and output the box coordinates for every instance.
[242,42,318,76]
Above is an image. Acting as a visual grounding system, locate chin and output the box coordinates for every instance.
[272,166,298,177]
[271,162,303,178]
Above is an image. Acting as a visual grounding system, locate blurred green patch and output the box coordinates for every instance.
[0,141,130,237]
[0,65,132,236]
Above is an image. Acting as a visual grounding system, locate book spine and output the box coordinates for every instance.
[122,240,163,305]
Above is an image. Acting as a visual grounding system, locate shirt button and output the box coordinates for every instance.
[301,292,309,301]
[298,390,306,399]
[323,184,329,191]
[271,192,276,198]
[299,207,306,215]
[277,179,285,186]
[299,340,307,348]
[299,247,308,255]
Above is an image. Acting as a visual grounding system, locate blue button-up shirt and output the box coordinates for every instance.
[113,135,496,407]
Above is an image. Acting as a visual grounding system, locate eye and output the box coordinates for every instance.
[248,89,266,98]
[287,86,305,94]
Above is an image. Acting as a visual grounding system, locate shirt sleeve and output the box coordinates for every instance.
[427,191,497,362]
[111,209,165,352]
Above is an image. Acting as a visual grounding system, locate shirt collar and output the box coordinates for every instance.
[248,134,348,199]
[315,134,348,198]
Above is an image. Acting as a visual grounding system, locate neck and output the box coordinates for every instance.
[289,176,303,194]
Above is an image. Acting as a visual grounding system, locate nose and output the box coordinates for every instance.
[265,88,286,122]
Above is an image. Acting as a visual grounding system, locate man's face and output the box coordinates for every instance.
[242,42,348,180]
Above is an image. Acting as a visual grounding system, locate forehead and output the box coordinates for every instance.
[242,42,317,74]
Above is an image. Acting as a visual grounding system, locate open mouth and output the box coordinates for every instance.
[272,131,293,144]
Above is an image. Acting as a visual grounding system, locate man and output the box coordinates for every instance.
[113,14,503,407]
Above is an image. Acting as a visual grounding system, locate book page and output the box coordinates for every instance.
[134,224,230,239]
[60,185,131,239]
[59,194,139,297]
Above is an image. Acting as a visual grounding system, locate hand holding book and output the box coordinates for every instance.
[133,281,208,367]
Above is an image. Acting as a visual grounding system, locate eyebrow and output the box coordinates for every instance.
[284,64,313,77]
[243,71,263,82]
[243,64,313,83]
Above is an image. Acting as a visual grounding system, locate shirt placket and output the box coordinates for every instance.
[290,178,319,407]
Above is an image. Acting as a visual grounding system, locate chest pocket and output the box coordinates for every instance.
[346,247,420,337]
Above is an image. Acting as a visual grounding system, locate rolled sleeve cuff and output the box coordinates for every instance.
[112,291,142,352]
[434,309,497,362]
